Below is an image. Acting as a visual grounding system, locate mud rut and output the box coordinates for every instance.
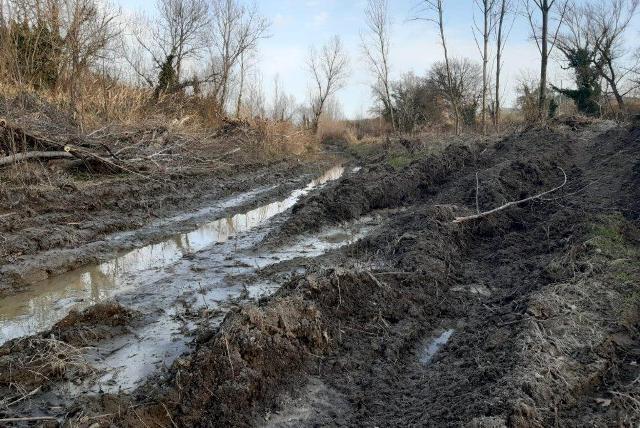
[1,122,640,427]
[257,123,640,428]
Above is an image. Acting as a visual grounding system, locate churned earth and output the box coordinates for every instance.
[1,119,639,427]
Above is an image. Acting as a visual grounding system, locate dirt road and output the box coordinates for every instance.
[1,120,639,427]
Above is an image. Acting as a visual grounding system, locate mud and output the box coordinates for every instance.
[2,120,640,427]
[0,165,348,343]
[0,156,338,296]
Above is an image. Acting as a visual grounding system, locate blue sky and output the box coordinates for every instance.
[116,0,640,118]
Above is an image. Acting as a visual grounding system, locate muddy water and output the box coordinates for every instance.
[0,166,346,343]
[419,329,454,365]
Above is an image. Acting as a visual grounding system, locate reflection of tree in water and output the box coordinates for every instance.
[87,266,117,302]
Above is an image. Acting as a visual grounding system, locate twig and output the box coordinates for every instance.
[453,167,568,223]
[224,335,235,377]
[162,403,178,428]
[210,147,241,163]
[4,386,41,407]
[0,416,57,422]
[0,212,17,220]
[475,172,480,214]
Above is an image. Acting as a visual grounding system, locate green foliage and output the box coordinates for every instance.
[0,19,62,89]
[387,154,413,170]
[587,214,633,258]
[154,54,177,99]
[554,47,602,116]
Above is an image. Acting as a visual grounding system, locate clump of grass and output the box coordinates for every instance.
[0,337,93,392]
[586,214,632,258]
[387,154,414,170]
[317,119,358,146]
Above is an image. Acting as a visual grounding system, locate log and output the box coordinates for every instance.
[0,151,74,167]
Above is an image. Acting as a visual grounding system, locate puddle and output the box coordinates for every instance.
[419,329,454,365]
[0,166,345,344]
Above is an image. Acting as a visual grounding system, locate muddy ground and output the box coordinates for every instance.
[0,149,337,295]
[1,119,639,426]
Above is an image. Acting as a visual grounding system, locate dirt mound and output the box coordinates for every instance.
[50,302,138,346]
[172,296,326,426]
[272,144,474,239]
[0,303,136,402]
[106,204,467,427]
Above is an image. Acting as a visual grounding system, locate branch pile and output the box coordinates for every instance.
[0,118,243,176]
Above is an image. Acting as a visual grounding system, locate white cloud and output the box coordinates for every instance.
[273,13,292,29]
[312,11,329,27]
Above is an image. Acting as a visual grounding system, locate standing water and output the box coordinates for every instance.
[0,166,346,343]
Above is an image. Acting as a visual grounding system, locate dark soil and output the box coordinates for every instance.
[50,302,139,347]
[2,120,640,427]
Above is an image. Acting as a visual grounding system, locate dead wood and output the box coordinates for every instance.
[0,416,57,423]
[0,151,74,166]
[453,167,568,223]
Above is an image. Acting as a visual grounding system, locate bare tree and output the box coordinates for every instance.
[59,0,120,118]
[156,0,209,82]
[587,0,639,110]
[235,50,246,117]
[209,0,270,111]
[244,70,266,119]
[429,58,483,128]
[493,0,514,129]
[271,74,296,122]
[415,0,461,134]
[307,35,350,132]
[361,0,395,130]
[524,0,569,116]
[473,0,497,134]
[128,0,209,91]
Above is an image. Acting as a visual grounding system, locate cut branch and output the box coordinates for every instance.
[453,167,567,223]
[0,151,74,167]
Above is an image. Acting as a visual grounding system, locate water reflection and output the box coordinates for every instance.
[0,166,345,343]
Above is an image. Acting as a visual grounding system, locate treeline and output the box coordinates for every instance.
[363,0,640,135]
[0,0,355,132]
[1,0,639,134]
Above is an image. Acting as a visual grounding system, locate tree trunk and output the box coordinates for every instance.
[494,0,506,130]
[481,0,489,135]
[437,2,460,134]
[539,0,549,117]
[235,53,245,118]
[386,82,395,131]
[605,61,625,110]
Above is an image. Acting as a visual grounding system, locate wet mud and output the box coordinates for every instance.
[2,121,640,427]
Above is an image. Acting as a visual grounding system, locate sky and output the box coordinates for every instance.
[115,0,640,118]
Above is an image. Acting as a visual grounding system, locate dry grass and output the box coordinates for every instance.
[250,119,318,157]
[0,337,93,396]
[317,119,358,146]
[0,82,321,182]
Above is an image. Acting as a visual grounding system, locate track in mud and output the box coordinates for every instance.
[2,122,640,427]
[0,165,348,343]
[0,165,380,402]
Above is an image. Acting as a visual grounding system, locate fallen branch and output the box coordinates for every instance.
[0,151,73,167]
[0,416,57,423]
[453,167,567,224]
